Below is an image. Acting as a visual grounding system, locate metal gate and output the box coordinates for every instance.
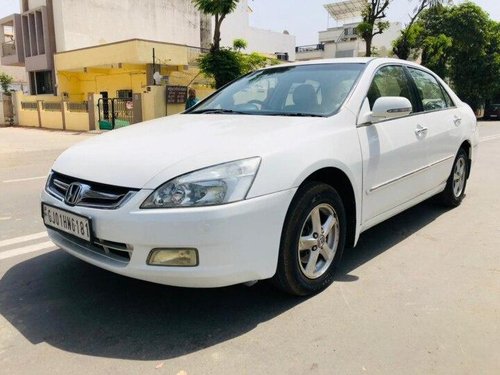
[97,98,134,130]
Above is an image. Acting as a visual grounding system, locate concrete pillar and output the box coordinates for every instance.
[132,93,142,124]
[87,93,100,131]
[36,100,42,127]
[146,64,155,86]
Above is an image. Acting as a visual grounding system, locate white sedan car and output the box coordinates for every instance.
[41,58,479,296]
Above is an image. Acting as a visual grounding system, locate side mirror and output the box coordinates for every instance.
[371,97,413,123]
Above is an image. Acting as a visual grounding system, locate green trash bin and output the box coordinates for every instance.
[98,120,113,130]
[114,119,130,128]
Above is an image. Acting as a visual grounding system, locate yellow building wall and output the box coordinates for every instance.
[58,69,147,102]
[65,111,89,131]
[40,109,64,130]
[54,41,215,123]
[142,86,167,121]
[18,107,39,127]
[13,92,39,127]
[55,40,188,71]
[166,103,184,116]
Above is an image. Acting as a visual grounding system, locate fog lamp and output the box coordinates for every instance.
[147,248,198,267]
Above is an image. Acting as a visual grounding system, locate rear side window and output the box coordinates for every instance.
[408,68,452,111]
[367,65,417,112]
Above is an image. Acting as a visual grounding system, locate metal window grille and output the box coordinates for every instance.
[42,102,62,111]
[21,101,37,110]
[67,101,88,113]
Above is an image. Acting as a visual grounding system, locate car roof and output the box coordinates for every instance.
[260,57,426,71]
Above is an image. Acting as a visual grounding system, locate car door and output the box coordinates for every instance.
[357,65,434,224]
[406,67,463,188]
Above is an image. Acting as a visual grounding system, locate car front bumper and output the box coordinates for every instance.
[42,188,296,287]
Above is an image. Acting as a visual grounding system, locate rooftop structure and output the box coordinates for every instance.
[324,0,366,21]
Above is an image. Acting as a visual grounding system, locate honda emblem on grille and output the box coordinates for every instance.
[65,182,83,206]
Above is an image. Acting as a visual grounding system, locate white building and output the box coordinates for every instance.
[296,0,401,61]
[1,0,296,95]
[221,0,296,61]
[52,0,295,58]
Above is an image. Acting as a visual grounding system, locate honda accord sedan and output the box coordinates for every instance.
[41,58,479,296]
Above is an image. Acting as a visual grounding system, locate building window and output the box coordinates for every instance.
[30,70,53,95]
[116,90,132,99]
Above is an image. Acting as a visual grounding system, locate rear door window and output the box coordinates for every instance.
[408,68,451,111]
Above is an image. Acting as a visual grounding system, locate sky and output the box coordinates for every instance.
[0,0,499,46]
[248,0,500,45]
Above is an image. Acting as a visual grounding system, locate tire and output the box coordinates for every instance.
[272,182,346,296]
[438,148,469,207]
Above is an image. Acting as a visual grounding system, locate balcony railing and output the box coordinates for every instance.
[295,44,325,53]
[1,41,16,57]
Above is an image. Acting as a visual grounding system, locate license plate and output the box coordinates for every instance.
[42,203,92,242]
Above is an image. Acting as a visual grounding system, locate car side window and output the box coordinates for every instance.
[440,86,455,108]
[367,65,417,111]
[408,68,450,111]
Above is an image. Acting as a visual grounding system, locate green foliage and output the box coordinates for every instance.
[232,38,247,51]
[198,40,278,89]
[0,71,13,94]
[198,48,242,89]
[393,2,500,110]
[392,22,424,60]
[445,3,499,109]
[421,34,452,78]
[392,0,446,60]
[191,0,238,17]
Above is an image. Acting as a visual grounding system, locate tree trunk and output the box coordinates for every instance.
[365,36,373,57]
[211,14,225,52]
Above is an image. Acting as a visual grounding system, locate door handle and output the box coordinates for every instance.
[415,125,428,137]
[454,116,462,126]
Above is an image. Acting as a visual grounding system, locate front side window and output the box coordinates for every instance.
[367,65,417,112]
[189,63,365,117]
[408,68,450,111]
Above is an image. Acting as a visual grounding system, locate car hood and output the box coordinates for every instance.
[53,114,323,189]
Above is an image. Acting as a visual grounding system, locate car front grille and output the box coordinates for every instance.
[46,172,138,209]
[51,229,133,265]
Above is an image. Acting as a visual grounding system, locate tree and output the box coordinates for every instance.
[198,39,277,88]
[191,0,239,52]
[357,0,391,57]
[445,3,499,110]
[399,2,500,110]
[0,71,13,94]
[393,0,448,60]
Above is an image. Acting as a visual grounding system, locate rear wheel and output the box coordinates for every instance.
[272,182,346,296]
[438,148,469,207]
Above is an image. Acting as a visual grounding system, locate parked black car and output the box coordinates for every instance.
[484,102,500,120]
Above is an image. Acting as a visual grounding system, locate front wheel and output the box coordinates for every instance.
[272,182,346,296]
[438,148,469,207]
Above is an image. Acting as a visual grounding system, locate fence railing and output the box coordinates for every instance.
[21,101,37,110]
[67,101,88,113]
[42,102,62,112]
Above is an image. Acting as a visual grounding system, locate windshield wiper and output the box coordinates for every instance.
[189,108,249,115]
[266,112,325,118]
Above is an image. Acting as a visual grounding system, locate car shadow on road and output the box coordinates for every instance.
[337,199,450,282]
[0,199,449,361]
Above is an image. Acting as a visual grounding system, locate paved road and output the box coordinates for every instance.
[0,123,499,374]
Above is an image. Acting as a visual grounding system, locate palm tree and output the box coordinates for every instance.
[191,0,240,52]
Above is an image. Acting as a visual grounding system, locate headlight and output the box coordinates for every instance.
[141,157,261,208]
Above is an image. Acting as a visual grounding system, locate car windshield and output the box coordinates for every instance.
[188,63,365,117]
